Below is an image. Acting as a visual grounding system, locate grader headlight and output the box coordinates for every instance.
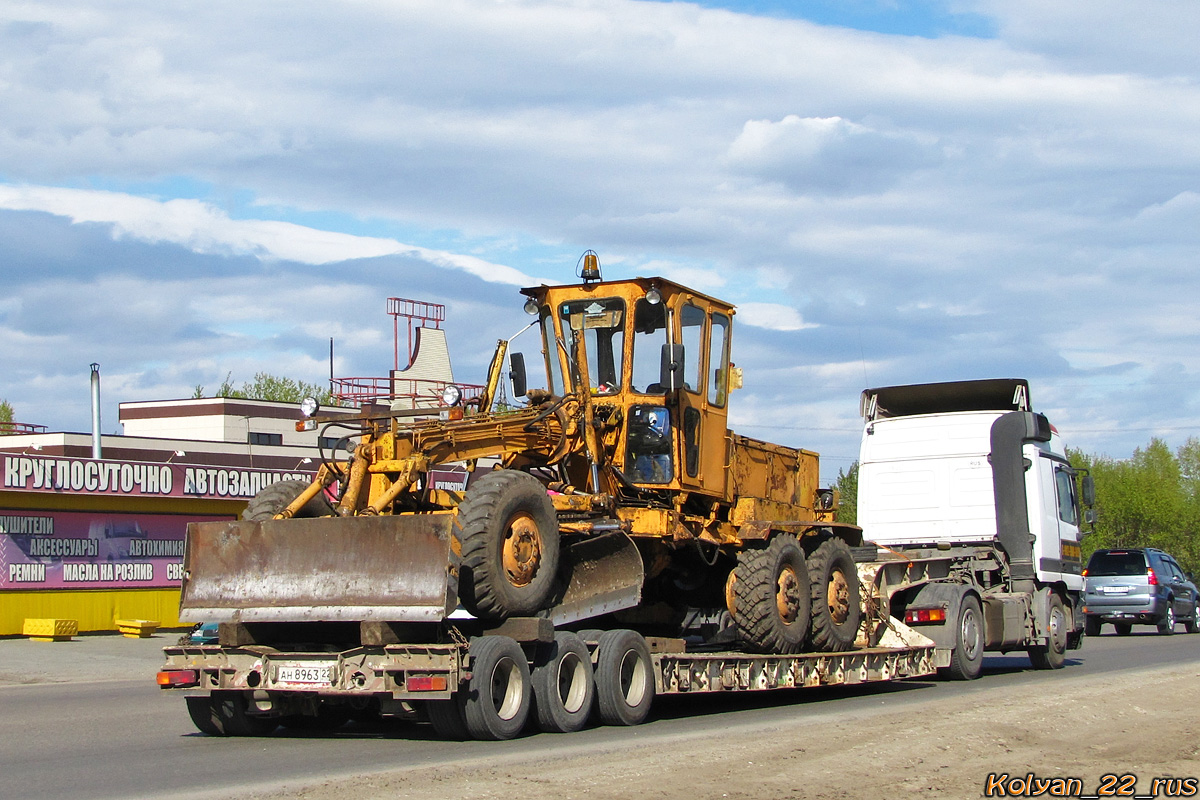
[440,385,463,407]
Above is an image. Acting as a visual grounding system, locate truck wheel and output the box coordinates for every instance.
[944,595,984,681]
[1158,605,1177,635]
[1028,593,1069,670]
[532,632,595,733]
[242,478,333,521]
[731,534,811,654]
[425,699,470,740]
[460,636,532,740]
[1084,615,1102,636]
[196,691,278,736]
[806,537,862,652]
[594,629,655,726]
[457,471,560,619]
[185,696,222,735]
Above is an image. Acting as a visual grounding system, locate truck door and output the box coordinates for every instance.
[1048,460,1084,587]
[675,300,731,498]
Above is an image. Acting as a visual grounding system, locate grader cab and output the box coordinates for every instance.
[180,255,863,654]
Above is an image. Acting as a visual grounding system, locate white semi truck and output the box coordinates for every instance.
[857,378,1091,678]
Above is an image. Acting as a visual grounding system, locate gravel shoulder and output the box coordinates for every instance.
[246,662,1200,800]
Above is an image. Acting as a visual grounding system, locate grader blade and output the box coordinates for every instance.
[179,515,457,623]
[545,532,644,626]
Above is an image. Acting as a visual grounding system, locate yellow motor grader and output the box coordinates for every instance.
[180,255,863,653]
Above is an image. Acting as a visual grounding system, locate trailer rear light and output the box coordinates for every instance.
[904,608,947,624]
[157,669,200,688]
[406,675,449,692]
[1148,568,1158,586]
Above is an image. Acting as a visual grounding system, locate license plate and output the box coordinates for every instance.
[1100,585,1131,595]
[276,663,333,685]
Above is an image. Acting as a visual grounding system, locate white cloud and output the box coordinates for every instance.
[736,303,817,332]
[0,184,537,284]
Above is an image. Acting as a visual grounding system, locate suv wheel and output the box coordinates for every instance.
[1186,603,1200,634]
[1084,616,1102,636]
[1158,605,1177,635]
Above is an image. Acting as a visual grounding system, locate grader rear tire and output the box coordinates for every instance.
[806,537,862,652]
[457,471,560,619]
[730,534,811,654]
[242,478,333,521]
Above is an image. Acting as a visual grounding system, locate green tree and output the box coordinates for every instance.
[193,372,334,405]
[0,398,13,425]
[833,461,858,526]
[1077,438,1200,577]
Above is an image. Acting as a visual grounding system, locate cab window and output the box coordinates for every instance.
[560,298,624,394]
[540,309,564,396]
[680,303,705,394]
[708,312,730,407]
[630,298,667,393]
[1054,466,1078,525]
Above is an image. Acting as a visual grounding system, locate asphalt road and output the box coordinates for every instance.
[1,630,1197,800]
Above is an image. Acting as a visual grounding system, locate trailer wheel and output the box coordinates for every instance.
[242,478,333,521]
[190,691,277,736]
[943,595,984,680]
[731,534,811,654]
[594,629,654,726]
[1084,615,1102,636]
[185,696,222,735]
[532,632,595,733]
[460,636,532,740]
[426,699,470,740]
[457,471,560,619]
[806,537,862,652]
[1028,593,1069,670]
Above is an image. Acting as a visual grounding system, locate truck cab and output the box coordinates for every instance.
[857,379,1089,677]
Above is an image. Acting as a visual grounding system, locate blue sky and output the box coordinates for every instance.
[2,0,1200,481]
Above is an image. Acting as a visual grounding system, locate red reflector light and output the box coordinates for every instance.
[157,669,199,687]
[406,675,448,692]
[1148,568,1158,586]
[904,608,947,624]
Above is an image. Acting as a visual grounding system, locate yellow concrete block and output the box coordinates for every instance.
[116,619,160,638]
[23,618,79,641]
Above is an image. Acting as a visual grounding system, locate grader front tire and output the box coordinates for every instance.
[731,534,811,654]
[242,478,333,521]
[457,471,561,619]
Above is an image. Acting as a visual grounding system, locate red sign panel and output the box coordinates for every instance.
[0,510,230,590]
[1,454,312,500]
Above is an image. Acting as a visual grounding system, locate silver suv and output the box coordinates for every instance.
[1083,548,1199,635]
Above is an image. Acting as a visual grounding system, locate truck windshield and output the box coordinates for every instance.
[560,298,624,394]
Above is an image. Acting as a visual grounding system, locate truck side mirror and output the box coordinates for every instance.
[660,343,684,391]
[509,352,527,398]
[1081,475,1095,506]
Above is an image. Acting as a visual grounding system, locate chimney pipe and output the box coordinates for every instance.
[90,363,102,460]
